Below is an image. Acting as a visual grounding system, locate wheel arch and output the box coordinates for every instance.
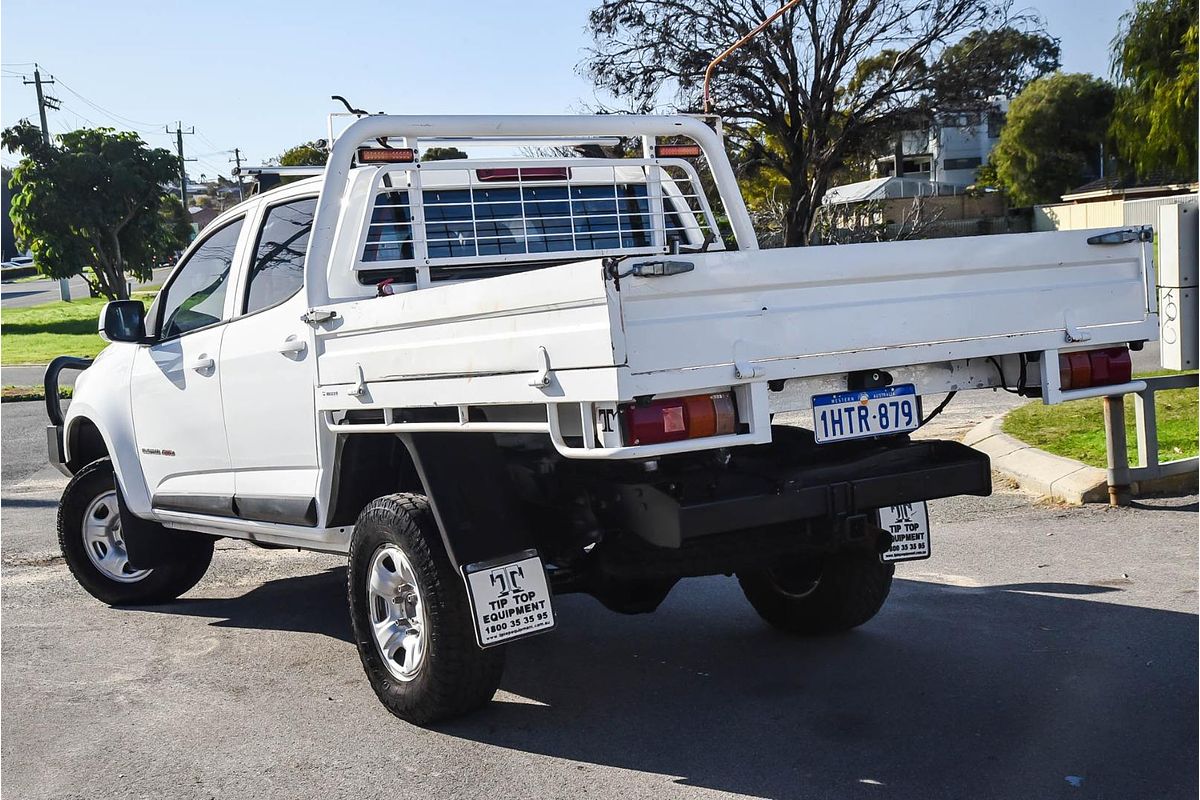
[328,431,535,571]
[63,400,152,516]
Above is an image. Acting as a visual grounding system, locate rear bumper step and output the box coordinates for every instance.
[617,439,991,547]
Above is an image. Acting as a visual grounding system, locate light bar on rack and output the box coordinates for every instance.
[358,147,417,164]
[654,144,703,158]
[476,167,570,182]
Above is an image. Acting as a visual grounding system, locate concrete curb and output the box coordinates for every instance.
[963,416,1109,505]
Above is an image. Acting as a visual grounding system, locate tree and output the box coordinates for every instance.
[422,146,468,161]
[582,0,1056,245]
[278,141,327,167]
[1109,0,1198,179]
[988,73,1115,205]
[931,27,1060,107]
[2,122,189,300]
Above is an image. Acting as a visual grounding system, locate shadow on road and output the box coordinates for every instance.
[147,570,1197,799]
[0,290,45,301]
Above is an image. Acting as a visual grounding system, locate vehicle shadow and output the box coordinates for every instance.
[154,571,1197,800]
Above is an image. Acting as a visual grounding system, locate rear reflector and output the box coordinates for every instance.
[654,144,703,158]
[619,392,737,446]
[1059,347,1132,390]
[476,167,570,182]
[358,148,417,164]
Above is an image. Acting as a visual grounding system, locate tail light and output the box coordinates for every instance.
[1059,347,1132,390]
[619,392,737,445]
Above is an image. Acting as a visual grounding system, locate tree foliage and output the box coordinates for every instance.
[988,73,1115,205]
[1,122,188,299]
[931,27,1060,105]
[278,141,327,167]
[1109,0,1198,178]
[581,0,1056,245]
[422,146,469,161]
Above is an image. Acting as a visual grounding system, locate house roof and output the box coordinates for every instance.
[1062,174,1199,202]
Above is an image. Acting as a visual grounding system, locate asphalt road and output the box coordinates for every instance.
[1,399,1196,800]
[0,267,171,309]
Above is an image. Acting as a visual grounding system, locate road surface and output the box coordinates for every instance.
[0,267,171,309]
[1,399,1195,800]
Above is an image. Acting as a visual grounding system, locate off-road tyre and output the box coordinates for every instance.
[59,458,213,605]
[737,551,894,635]
[347,493,505,725]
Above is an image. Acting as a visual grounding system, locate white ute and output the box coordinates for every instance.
[47,114,1158,723]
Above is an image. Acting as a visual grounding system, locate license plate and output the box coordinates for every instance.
[878,502,931,562]
[812,384,920,444]
[462,550,556,647]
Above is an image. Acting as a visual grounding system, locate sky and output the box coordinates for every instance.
[1,0,1135,175]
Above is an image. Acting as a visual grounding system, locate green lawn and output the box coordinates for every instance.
[1003,375,1198,469]
[0,292,155,365]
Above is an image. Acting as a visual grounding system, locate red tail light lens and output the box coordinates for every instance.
[619,392,737,445]
[1059,347,1132,390]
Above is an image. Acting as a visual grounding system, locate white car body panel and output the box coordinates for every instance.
[56,115,1160,551]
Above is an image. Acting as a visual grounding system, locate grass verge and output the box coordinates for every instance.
[0,291,155,365]
[2,385,71,403]
[1003,373,1198,469]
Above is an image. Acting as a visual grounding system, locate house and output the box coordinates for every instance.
[872,99,1008,188]
[1033,177,1198,232]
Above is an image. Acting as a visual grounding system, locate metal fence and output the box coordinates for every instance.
[1102,372,1200,505]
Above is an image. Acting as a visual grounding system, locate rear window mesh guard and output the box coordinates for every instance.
[354,158,721,287]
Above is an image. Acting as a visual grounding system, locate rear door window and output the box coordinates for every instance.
[244,197,317,314]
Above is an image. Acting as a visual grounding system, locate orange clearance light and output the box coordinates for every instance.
[654,143,703,158]
[357,148,417,164]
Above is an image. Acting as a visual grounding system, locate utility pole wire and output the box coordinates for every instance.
[230,148,246,201]
[23,65,60,145]
[166,122,196,210]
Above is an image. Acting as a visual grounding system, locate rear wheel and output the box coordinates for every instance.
[737,551,894,635]
[58,459,213,605]
[347,493,504,724]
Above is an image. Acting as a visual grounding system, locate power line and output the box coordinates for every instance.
[50,74,168,133]
[195,131,224,151]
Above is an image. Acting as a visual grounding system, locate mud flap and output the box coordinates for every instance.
[396,432,536,569]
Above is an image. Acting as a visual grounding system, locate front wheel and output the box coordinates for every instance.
[58,459,213,605]
[737,551,894,635]
[347,493,504,725]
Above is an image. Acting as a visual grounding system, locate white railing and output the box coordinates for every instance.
[1102,372,1199,505]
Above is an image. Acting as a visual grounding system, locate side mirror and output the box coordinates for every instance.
[98,300,147,343]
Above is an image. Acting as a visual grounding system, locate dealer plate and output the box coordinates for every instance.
[462,550,556,647]
[878,502,931,563]
[812,384,920,444]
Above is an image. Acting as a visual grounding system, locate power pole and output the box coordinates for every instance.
[23,65,60,145]
[230,147,245,202]
[166,122,196,209]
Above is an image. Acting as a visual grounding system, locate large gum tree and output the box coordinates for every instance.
[581,0,1058,245]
